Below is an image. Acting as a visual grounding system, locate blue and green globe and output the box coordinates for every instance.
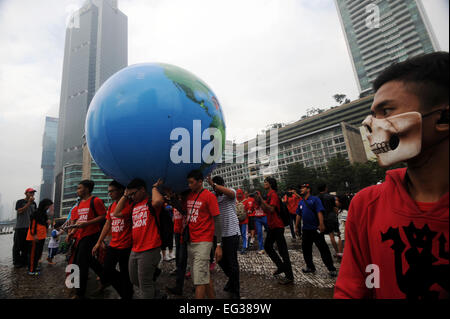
[85,63,226,192]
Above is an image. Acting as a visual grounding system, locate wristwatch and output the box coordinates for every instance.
[216,242,222,247]
[213,183,217,190]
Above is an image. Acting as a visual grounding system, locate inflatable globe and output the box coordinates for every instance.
[85,63,226,192]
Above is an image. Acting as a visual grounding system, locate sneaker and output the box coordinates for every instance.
[48,261,56,265]
[336,253,343,258]
[163,254,171,262]
[169,251,176,260]
[278,277,294,285]
[329,270,338,277]
[240,249,246,255]
[27,271,35,276]
[302,267,316,274]
[257,250,265,255]
[250,238,254,245]
[34,271,41,276]
[167,286,183,296]
[209,262,216,271]
[273,268,283,276]
[169,269,177,276]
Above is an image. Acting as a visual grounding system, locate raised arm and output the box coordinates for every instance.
[151,179,164,209]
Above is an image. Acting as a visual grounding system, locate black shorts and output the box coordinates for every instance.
[324,219,340,235]
[248,217,255,231]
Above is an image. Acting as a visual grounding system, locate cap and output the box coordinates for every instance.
[25,188,37,194]
[300,183,311,189]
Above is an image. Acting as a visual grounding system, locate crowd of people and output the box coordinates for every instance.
[11,52,449,299]
[13,170,349,299]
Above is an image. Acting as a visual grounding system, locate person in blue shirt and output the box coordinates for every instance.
[295,183,337,277]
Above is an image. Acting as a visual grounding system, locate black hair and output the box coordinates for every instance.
[373,52,449,111]
[264,177,278,191]
[109,180,125,190]
[37,198,53,214]
[187,169,203,181]
[318,184,327,193]
[337,195,350,211]
[30,198,53,234]
[79,180,95,194]
[212,176,225,186]
[127,178,147,191]
[287,185,296,191]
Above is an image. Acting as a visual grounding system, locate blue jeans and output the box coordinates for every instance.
[240,224,248,249]
[255,216,268,250]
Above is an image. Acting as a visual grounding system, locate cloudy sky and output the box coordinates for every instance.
[0,0,448,219]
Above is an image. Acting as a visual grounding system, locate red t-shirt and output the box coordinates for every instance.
[131,198,162,253]
[264,190,284,229]
[71,197,107,239]
[285,194,302,215]
[185,189,220,243]
[334,168,449,299]
[173,208,185,234]
[106,200,133,249]
[245,198,256,217]
[253,201,266,217]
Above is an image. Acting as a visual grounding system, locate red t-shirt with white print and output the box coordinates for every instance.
[106,200,133,249]
[131,198,162,253]
[185,189,220,243]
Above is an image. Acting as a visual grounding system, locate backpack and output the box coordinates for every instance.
[145,200,172,242]
[276,195,291,227]
[90,196,107,228]
[236,201,247,222]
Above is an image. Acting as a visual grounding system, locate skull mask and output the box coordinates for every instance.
[362,112,422,167]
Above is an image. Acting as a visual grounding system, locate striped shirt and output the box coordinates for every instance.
[215,189,240,238]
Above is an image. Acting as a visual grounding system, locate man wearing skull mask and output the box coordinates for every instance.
[334,52,449,299]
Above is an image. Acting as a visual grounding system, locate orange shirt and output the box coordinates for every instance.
[26,220,47,241]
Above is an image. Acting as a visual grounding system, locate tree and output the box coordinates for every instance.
[251,178,264,193]
[325,153,355,193]
[333,94,347,105]
[242,178,250,192]
[283,163,318,190]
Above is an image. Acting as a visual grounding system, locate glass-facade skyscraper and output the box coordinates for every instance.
[40,117,59,202]
[334,0,439,95]
[54,0,127,217]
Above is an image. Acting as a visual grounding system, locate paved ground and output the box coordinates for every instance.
[0,229,340,299]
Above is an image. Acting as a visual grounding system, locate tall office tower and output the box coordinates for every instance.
[54,0,127,217]
[334,0,439,95]
[40,117,59,202]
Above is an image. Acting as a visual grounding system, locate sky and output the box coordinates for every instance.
[0,0,448,220]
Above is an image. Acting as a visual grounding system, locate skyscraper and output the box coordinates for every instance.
[334,0,439,95]
[54,0,127,217]
[40,117,59,202]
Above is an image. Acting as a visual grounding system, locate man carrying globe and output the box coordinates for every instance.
[113,178,165,299]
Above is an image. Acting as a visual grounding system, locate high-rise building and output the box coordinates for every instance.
[214,96,374,190]
[334,0,439,95]
[40,117,59,202]
[54,0,127,217]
